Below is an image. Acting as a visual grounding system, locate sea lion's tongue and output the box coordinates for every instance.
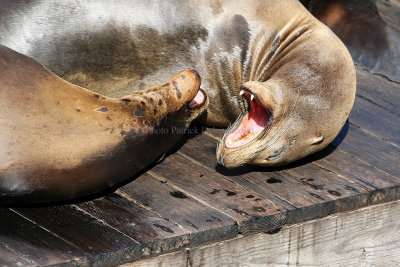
[189,89,206,109]
[225,95,270,148]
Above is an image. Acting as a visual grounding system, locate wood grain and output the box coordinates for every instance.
[126,200,400,267]
[284,162,369,200]
[0,243,32,267]
[77,193,192,259]
[355,67,400,117]
[179,133,323,208]
[350,95,400,146]
[332,123,400,177]
[314,145,400,190]
[149,153,287,234]
[12,205,140,266]
[0,208,84,266]
[120,173,237,247]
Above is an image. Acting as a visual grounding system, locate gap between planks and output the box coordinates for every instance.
[176,149,297,209]
[9,208,87,256]
[72,204,140,244]
[175,149,304,209]
[348,121,400,149]
[147,169,245,226]
[115,189,193,233]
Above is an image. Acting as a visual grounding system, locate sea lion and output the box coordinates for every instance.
[0,44,208,204]
[0,0,355,169]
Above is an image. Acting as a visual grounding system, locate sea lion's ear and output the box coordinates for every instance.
[309,135,324,145]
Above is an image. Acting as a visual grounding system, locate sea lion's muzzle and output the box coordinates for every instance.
[215,82,278,168]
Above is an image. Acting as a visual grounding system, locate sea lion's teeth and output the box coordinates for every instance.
[239,90,245,96]
[250,94,255,101]
[227,138,234,147]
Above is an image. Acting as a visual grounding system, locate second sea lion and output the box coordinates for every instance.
[0,44,208,204]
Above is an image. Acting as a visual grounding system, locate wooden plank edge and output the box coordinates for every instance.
[0,242,35,267]
[124,199,400,267]
[287,185,400,224]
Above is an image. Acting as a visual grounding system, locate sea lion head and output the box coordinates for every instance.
[216,78,354,168]
[166,69,209,127]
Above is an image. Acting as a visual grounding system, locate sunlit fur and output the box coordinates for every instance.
[0,0,356,168]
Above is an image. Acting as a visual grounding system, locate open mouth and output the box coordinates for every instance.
[188,89,207,109]
[225,87,272,148]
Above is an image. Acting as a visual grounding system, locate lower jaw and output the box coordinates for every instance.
[224,114,266,148]
[225,130,263,148]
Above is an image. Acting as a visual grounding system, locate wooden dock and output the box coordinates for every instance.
[1,1,400,266]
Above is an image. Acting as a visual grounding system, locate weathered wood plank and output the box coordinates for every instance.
[77,193,191,258]
[349,95,400,146]
[184,128,400,225]
[313,145,400,190]
[332,123,400,177]
[0,208,84,266]
[178,131,396,225]
[355,67,400,117]
[284,162,369,199]
[181,132,369,213]
[179,133,322,208]
[281,159,380,224]
[0,242,33,267]
[119,173,237,247]
[12,205,140,266]
[127,200,400,267]
[149,153,287,234]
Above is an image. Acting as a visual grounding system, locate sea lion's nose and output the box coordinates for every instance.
[169,69,201,102]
